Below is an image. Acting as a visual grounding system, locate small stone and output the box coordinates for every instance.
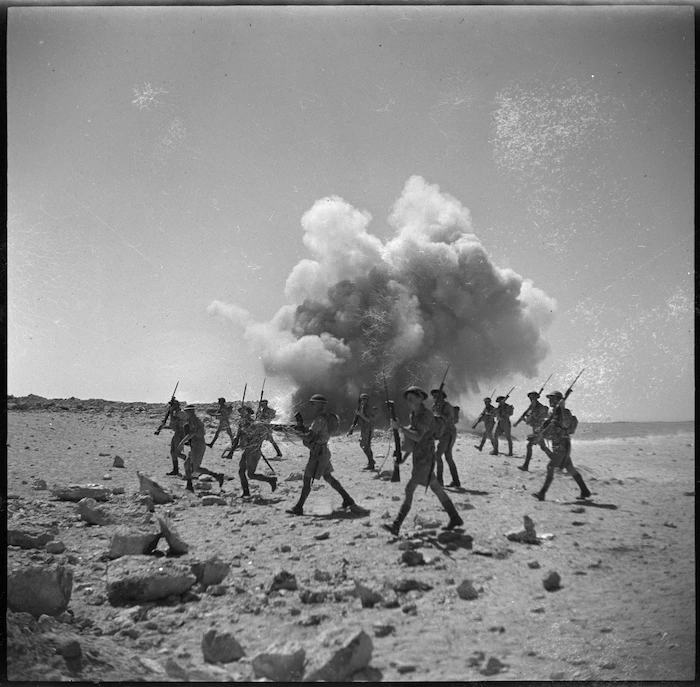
[32,479,48,491]
[314,531,331,541]
[113,456,125,468]
[543,571,561,592]
[401,603,417,615]
[480,656,508,676]
[201,629,245,664]
[372,623,395,638]
[401,550,425,567]
[527,560,540,569]
[397,663,417,674]
[46,541,66,554]
[456,579,479,600]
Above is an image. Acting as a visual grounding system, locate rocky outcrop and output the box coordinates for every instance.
[51,483,111,502]
[77,497,115,526]
[157,517,190,555]
[106,556,197,605]
[107,524,162,559]
[201,629,246,664]
[191,557,230,587]
[7,528,55,550]
[252,640,306,681]
[136,471,174,504]
[303,626,373,682]
[7,560,73,617]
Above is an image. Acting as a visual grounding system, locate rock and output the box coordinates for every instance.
[164,657,189,680]
[158,517,190,555]
[137,471,174,504]
[401,602,417,615]
[303,626,373,682]
[55,637,82,659]
[372,622,395,638]
[32,479,48,491]
[268,570,298,594]
[314,569,332,583]
[353,580,383,608]
[77,497,115,526]
[7,528,55,550]
[251,640,306,681]
[299,589,328,604]
[191,557,230,587]
[480,656,508,676]
[527,560,541,569]
[436,531,473,547]
[111,486,126,495]
[106,556,197,605]
[133,494,155,512]
[51,483,110,502]
[201,495,226,506]
[401,550,425,566]
[112,455,125,468]
[543,571,562,592]
[107,524,162,559]
[392,578,433,593]
[506,515,541,545]
[314,531,331,541]
[7,560,73,617]
[208,584,227,596]
[456,579,479,600]
[201,629,245,664]
[397,663,417,674]
[46,541,66,554]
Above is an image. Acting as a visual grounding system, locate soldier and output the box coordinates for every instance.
[382,386,464,536]
[533,391,591,501]
[491,395,514,456]
[256,399,283,458]
[286,394,367,516]
[347,393,377,471]
[518,391,550,472]
[474,397,496,452]
[207,397,235,448]
[177,405,225,493]
[156,398,187,476]
[430,388,461,488]
[236,406,277,497]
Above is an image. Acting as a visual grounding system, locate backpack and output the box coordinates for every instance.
[568,414,579,435]
[326,413,340,436]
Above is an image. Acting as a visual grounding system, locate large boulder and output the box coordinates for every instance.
[303,626,373,682]
[51,483,110,502]
[252,641,306,681]
[191,557,230,587]
[108,524,162,559]
[136,471,174,505]
[7,560,73,617]
[106,556,197,605]
[7,528,55,550]
[158,517,190,555]
[201,629,246,664]
[77,497,115,526]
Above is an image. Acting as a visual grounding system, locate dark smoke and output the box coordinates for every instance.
[210,176,556,424]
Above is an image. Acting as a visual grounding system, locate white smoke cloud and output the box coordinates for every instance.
[206,300,251,327]
[211,176,556,421]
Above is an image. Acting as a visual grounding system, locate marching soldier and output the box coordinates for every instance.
[178,405,225,493]
[347,393,377,471]
[491,395,514,456]
[430,388,461,488]
[518,391,550,472]
[474,397,496,452]
[287,394,367,516]
[207,397,235,448]
[383,386,463,536]
[533,391,591,501]
[237,406,277,497]
[256,399,283,457]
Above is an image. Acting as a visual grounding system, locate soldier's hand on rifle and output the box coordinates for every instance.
[346,429,354,437]
[390,418,401,431]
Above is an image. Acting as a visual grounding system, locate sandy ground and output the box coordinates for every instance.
[5,401,696,682]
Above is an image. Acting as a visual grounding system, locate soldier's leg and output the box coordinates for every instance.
[444,430,460,486]
[491,427,501,455]
[383,478,419,535]
[489,426,497,453]
[269,436,283,457]
[238,453,250,496]
[428,478,464,529]
[208,428,221,448]
[475,429,485,451]
[563,445,591,498]
[520,437,534,471]
[324,473,355,508]
[505,427,513,456]
[246,465,277,491]
[288,473,313,514]
[434,452,445,485]
[168,436,180,475]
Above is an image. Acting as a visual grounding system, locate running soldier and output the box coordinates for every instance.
[383,386,464,536]
[256,399,283,457]
[207,397,235,448]
[491,395,514,456]
[533,391,591,501]
[236,405,277,497]
[177,405,225,493]
[518,391,550,472]
[474,397,496,452]
[156,398,187,476]
[286,394,367,516]
[430,388,461,488]
[347,393,377,471]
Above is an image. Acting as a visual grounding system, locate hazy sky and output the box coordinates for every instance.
[8,5,694,422]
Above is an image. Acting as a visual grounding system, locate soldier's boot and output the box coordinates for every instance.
[185,480,195,493]
[573,474,591,499]
[167,456,180,476]
[382,505,409,536]
[269,476,278,492]
[506,439,513,457]
[442,500,464,531]
[474,441,484,451]
[435,459,445,486]
[447,460,461,488]
[489,439,499,456]
[518,456,531,472]
[271,439,283,457]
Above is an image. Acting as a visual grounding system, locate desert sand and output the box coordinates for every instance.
[5,396,696,682]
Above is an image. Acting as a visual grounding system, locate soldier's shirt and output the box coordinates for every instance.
[186,414,206,442]
[356,404,376,431]
[408,404,435,459]
[495,404,514,424]
[259,407,277,422]
[217,405,233,428]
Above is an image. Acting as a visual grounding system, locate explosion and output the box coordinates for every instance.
[210,176,556,424]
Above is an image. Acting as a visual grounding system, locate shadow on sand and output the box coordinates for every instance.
[563,499,618,510]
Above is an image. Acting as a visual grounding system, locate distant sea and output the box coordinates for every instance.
[460,421,694,441]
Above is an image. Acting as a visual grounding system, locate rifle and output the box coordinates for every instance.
[514,374,552,427]
[256,378,266,419]
[347,389,364,436]
[154,381,179,435]
[383,375,402,483]
[535,369,585,440]
[471,388,496,429]
[435,364,450,410]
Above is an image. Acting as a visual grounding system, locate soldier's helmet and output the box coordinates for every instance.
[403,386,428,400]
[359,393,369,399]
[527,391,540,399]
[546,391,564,400]
[483,397,492,403]
[430,389,447,398]
[184,404,196,412]
[309,394,327,404]
[260,399,268,405]
[218,397,226,403]
[495,396,506,402]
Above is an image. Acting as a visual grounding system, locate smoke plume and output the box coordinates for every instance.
[216,176,556,423]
